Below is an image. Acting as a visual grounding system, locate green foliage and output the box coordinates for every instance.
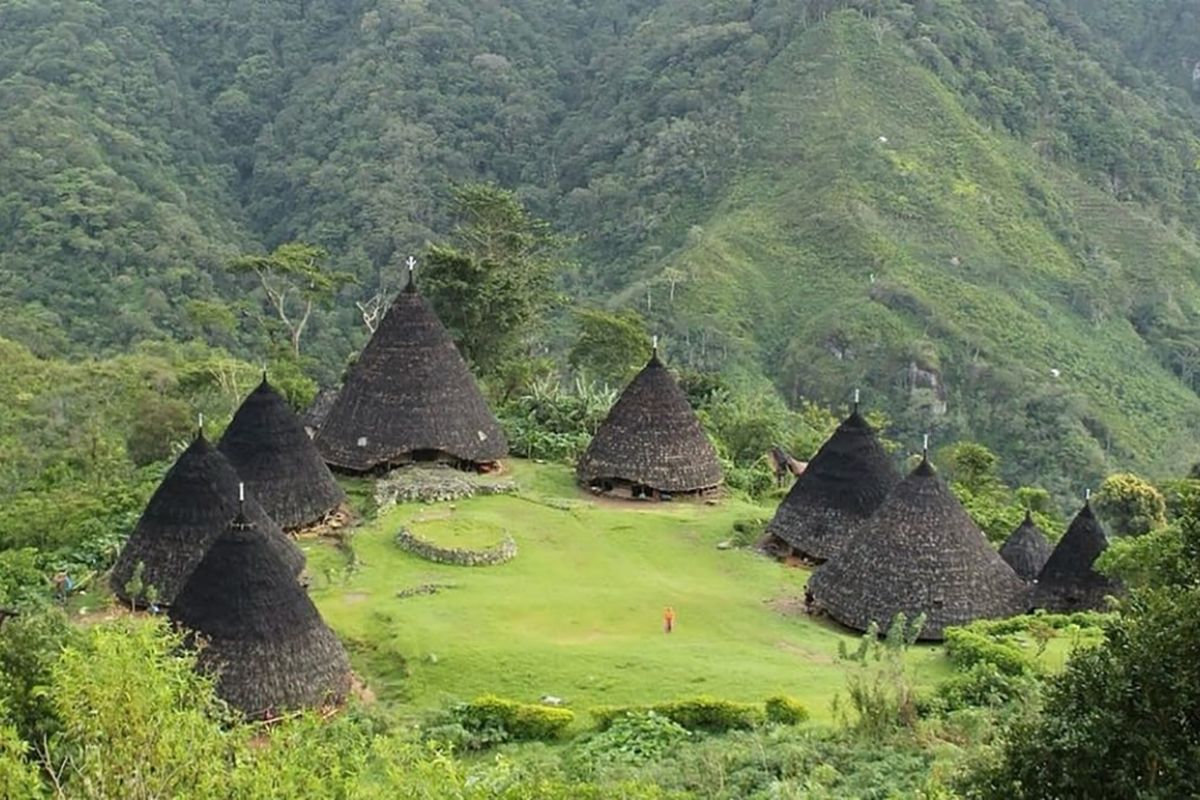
[942,442,1003,496]
[931,663,1039,714]
[591,697,764,734]
[496,377,615,463]
[124,394,194,467]
[423,185,569,376]
[0,702,43,800]
[1093,472,1167,537]
[966,585,1200,799]
[0,609,77,749]
[0,337,270,570]
[568,308,652,387]
[229,242,356,357]
[4,0,1200,493]
[1098,491,1200,590]
[942,630,1036,678]
[569,712,691,773]
[942,442,1061,542]
[1,614,676,798]
[451,696,575,746]
[763,695,810,726]
[836,614,925,738]
[45,618,236,799]
[696,384,838,499]
[0,550,47,609]
[728,517,768,548]
[628,726,949,800]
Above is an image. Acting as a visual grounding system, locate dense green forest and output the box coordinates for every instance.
[6,0,1200,491]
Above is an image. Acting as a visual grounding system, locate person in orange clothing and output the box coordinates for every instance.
[663,606,676,634]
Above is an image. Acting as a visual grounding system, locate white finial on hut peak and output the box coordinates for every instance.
[238,482,245,504]
[853,388,860,408]
[1085,488,1091,502]
[922,433,930,456]
[652,334,659,354]
[402,255,417,291]
[198,412,204,433]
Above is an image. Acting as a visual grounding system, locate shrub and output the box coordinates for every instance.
[764,695,810,726]
[570,712,691,773]
[943,629,1035,677]
[455,695,574,743]
[592,697,763,734]
[929,662,1039,713]
[729,517,768,547]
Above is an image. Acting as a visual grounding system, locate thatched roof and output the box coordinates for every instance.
[314,284,507,471]
[576,352,722,493]
[219,378,346,530]
[169,510,350,718]
[809,458,1029,640]
[111,434,305,605]
[999,511,1053,582]
[765,409,899,561]
[300,387,339,434]
[1034,503,1121,611]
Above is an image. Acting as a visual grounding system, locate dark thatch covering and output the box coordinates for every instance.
[219,378,346,530]
[999,511,1054,582]
[111,434,305,605]
[1034,503,1122,612]
[809,458,1029,640]
[314,285,507,471]
[576,353,722,494]
[169,511,350,718]
[300,387,339,435]
[764,409,899,561]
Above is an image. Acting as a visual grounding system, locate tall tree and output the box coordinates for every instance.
[422,184,569,376]
[229,243,354,358]
[568,308,652,386]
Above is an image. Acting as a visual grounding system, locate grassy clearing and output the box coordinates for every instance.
[306,462,1080,727]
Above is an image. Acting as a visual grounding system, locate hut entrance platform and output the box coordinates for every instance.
[374,464,518,508]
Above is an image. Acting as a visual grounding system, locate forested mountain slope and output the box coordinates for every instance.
[4,0,1200,489]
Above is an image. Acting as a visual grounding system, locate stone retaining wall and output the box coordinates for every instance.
[375,466,518,508]
[394,528,517,567]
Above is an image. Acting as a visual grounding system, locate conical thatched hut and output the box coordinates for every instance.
[763,408,899,562]
[219,378,346,530]
[999,511,1053,582]
[315,278,507,472]
[576,351,722,498]
[111,433,305,605]
[1034,502,1121,612]
[300,387,339,438]
[809,457,1029,640]
[169,509,351,718]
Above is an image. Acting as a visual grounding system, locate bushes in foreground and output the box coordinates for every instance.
[591,696,807,734]
[423,695,575,750]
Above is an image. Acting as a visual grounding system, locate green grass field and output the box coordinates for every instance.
[305,461,1087,727]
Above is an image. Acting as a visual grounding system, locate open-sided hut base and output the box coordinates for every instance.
[585,477,720,502]
[330,450,501,477]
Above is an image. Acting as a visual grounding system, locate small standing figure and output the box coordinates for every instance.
[663,606,676,634]
[803,586,815,615]
[52,571,72,604]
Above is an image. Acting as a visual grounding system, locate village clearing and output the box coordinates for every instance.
[304,461,1091,727]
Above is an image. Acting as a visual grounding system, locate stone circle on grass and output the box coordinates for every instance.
[395,528,517,567]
